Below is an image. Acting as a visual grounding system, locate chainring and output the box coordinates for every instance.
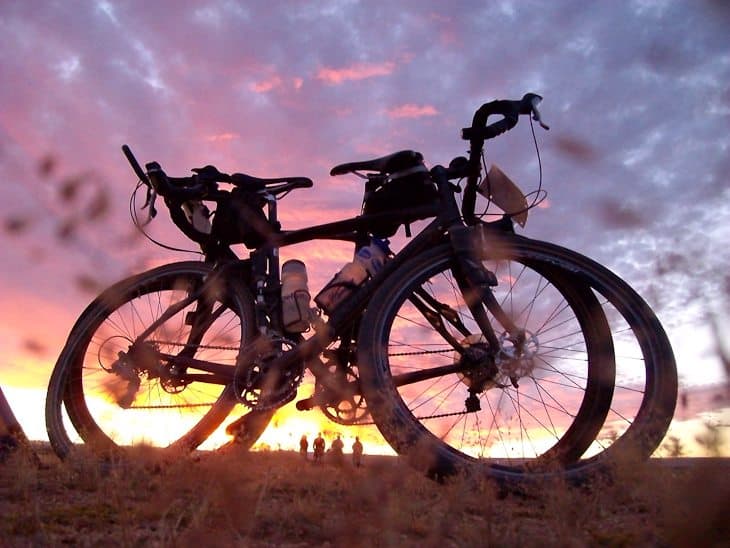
[234,336,305,411]
[317,363,370,425]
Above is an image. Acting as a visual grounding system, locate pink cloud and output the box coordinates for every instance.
[316,61,395,84]
[250,75,283,93]
[386,104,439,119]
[205,133,239,142]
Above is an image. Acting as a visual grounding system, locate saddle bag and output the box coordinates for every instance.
[362,158,439,237]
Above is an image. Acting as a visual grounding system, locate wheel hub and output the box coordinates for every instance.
[455,334,499,392]
[455,330,540,393]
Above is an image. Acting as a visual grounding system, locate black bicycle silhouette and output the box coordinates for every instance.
[46,94,677,484]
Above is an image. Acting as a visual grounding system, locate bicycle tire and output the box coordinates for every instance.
[45,261,270,458]
[358,234,677,483]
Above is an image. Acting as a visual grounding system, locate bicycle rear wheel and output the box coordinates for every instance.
[358,233,676,483]
[45,262,270,458]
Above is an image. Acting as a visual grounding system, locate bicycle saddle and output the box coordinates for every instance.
[192,165,313,191]
[330,150,423,176]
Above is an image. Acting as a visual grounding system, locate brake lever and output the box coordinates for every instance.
[530,98,550,131]
[141,186,158,223]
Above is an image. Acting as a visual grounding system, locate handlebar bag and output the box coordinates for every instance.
[211,188,274,248]
[362,161,439,237]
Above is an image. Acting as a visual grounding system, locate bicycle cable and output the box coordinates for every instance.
[526,114,548,210]
[475,115,548,221]
[129,181,203,256]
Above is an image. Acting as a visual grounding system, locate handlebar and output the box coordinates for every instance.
[122,145,150,186]
[461,93,548,142]
[144,161,212,202]
[460,93,549,224]
[121,145,313,205]
[122,145,204,201]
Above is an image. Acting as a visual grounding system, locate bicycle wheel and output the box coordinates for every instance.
[358,233,676,482]
[480,234,678,474]
[45,261,270,458]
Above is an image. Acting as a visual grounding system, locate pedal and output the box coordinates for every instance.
[225,414,246,436]
[295,396,316,411]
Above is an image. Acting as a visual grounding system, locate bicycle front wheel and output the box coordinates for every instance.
[45,261,268,458]
[358,234,676,483]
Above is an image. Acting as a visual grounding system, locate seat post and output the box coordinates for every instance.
[264,192,281,289]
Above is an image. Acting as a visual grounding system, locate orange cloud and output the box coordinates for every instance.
[317,61,395,84]
[386,104,439,119]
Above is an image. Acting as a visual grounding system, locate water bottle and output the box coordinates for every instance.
[354,237,389,275]
[314,238,389,314]
[281,260,311,332]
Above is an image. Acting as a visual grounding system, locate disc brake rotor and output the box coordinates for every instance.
[495,330,539,379]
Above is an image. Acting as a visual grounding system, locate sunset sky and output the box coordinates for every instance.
[1,1,728,454]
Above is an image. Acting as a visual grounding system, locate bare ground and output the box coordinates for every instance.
[0,442,728,547]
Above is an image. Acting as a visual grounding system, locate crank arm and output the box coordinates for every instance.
[298,355,360,407]
[295,381,360,411]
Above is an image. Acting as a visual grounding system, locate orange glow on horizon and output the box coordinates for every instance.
[1,382,728,458]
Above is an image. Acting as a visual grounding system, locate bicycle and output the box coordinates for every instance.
[45,94,677,483]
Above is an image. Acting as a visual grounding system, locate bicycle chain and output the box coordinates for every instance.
[349,409,471,426]
[145,341,470,422]
[389,349,453,357]
[147,339,239,352]
[129,402,214,410]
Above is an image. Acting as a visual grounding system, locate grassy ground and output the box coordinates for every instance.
[0,443,728,547]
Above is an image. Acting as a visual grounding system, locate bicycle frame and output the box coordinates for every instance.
[128,163,520,402]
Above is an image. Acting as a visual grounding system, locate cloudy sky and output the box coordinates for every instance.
[1,0,728,447]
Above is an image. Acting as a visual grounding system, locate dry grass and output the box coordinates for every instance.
[0,443,728,547]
